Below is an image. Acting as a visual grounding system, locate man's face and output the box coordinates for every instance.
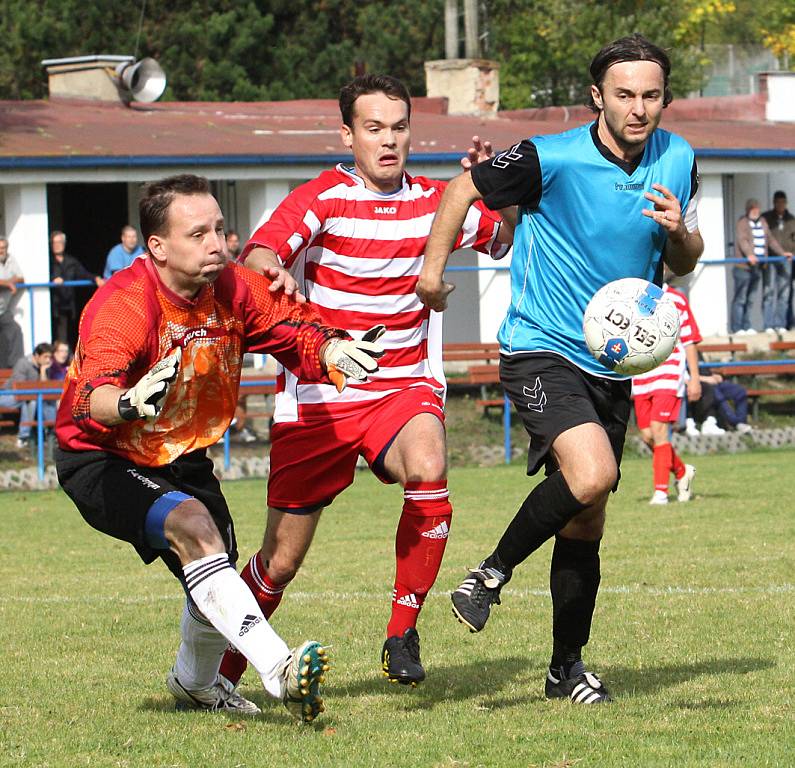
[774,197,787,215]
[51,234,66,257]
[748,206,761,220]
[121,228,138,252]
[0,240,7,262]
[33,351,52,368]
[226,232,240,255]
[147,193,227,297]
[340,92,410,193]
[592,60,665,155]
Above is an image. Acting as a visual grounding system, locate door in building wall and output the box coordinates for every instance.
[46,182,130,343]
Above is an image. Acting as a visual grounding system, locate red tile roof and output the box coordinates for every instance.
[0,93,792,168]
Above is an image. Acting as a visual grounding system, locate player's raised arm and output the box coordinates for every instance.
[644,182,704,275]
[417,171,483,312]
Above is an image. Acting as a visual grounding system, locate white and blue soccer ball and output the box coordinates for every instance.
[583,277,680,376]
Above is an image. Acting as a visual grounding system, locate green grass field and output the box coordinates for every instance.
[1,450,794,767]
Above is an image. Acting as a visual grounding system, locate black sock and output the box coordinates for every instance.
[549,535,601,673]
[494,471,588,570]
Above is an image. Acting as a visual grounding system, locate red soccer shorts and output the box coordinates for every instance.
[634,392,682,429]
[267,387,445,510]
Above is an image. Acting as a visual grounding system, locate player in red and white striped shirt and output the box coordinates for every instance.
[219,74,513,688]
[632,283,702,503]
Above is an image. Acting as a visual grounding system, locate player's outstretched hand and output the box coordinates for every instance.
[460,135,494,171]
[323,325,386,393]
[118,347,182,420]
[416,274,456,312]
[643,183,686,239]
[265,264,307,303]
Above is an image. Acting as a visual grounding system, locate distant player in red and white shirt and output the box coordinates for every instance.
[219,74,514,688]
[632,281,702,503]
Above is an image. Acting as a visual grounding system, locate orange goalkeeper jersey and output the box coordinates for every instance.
[56,257,342,466]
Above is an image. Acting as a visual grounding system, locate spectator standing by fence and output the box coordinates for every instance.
[732,199,790,335]
[763,191,795,330]
[49,231,104,348]
[0,236,25,369]
[102,225,144,279]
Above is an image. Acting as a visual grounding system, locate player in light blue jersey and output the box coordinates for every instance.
[418,34,704,704]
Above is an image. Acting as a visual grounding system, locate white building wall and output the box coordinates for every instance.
[690,173,728,335]
[3,184,50,351]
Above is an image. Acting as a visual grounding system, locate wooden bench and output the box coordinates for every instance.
[699,342,748,357]
[769,341,795,353]
[709,361,795,420]
[14,380,64,432]
[442,342,501,363]
[238,378,277,435]
[0,369,19,428]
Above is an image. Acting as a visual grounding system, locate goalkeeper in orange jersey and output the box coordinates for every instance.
[54,174,383,721]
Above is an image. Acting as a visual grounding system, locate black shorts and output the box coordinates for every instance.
[500,353,631,480]
[55,447,237,584]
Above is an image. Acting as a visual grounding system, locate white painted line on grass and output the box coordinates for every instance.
[0,583,793,605]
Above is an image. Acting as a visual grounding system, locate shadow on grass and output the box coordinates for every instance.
[605,656,772,698]
[139,694,287,725]
[334,655,538,710]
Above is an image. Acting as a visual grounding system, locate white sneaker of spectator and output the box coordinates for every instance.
[701,416,725,435]
[685,418,700,437]
[736,422,753,434]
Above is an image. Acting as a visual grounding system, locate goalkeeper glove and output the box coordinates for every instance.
[324,325,386,393]
[118,347,182,421]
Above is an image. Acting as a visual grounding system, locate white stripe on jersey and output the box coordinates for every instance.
[248,165,501,420]
[323,212,436,241]
[632,286,701,397]
[307,281,421,315]
[318,175,440,203]
[305,248,421,278]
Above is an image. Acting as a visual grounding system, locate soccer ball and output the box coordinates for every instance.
[583,278,680,375]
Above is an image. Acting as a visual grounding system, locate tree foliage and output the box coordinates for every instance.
[0,0,790,106]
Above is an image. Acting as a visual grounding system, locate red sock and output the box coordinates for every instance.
[652,444,672,492]
[218,552,289,685]
[671,447,685,480]
[387,480,452,638]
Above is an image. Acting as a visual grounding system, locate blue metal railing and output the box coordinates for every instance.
[7,255,795,477]
[0,387,56,481]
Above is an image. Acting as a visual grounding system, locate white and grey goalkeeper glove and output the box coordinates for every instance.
[324,325,386,393]
[118,347,182,421]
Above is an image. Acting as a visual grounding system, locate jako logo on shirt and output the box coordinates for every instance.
[374,206,397,215]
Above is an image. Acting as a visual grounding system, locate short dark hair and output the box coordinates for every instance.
[139,174,211,244]
[226,229,238,238]
[773,190,787,201]
[33,342,53,356]
[339,74,411,127]
[588,34,673,113]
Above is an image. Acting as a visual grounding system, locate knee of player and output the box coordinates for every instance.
[568,464,616,506]
[162,498,224,555]
[264,550,302,584]
[404,452,447,484]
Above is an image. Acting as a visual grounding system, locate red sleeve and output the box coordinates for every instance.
[67,273,159,432]
[671,288,702,346]
[233,263,346,381]
[240,172,343,268]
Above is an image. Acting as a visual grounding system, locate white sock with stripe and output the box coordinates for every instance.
[173,601,227,690]
[183,553,289,698]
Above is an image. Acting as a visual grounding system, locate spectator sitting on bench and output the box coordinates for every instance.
[687,373,752,436]
[0,342,56,448]
[48,339,71,381]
